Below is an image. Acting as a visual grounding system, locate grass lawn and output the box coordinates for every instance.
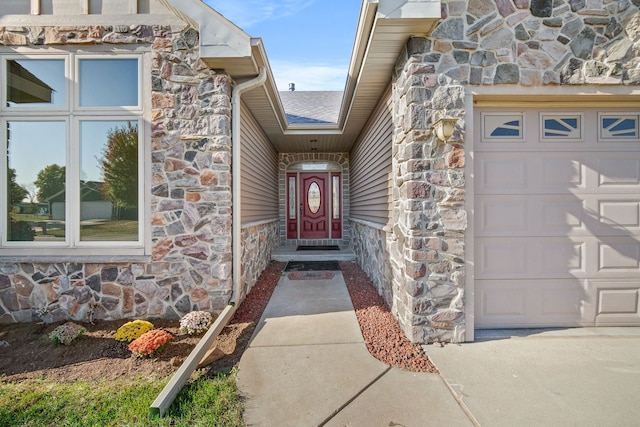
[79,220,139,241]
[0,370,243,427]
[11,213,49,221]
[9,217,139,241]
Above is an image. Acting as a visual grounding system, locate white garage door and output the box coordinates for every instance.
[475,108,640,328]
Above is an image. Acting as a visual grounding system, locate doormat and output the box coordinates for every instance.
[284,261,341,271]
[296,245,340,251]
[287,271,335,281]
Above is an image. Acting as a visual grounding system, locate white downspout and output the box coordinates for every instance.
[230,67,267,304]
[150,69,267,417]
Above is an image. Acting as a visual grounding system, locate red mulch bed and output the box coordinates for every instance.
[340,261,438,373]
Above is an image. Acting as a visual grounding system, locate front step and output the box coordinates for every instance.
[271,245,356,262]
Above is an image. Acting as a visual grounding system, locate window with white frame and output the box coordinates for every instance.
[1,53,144,254]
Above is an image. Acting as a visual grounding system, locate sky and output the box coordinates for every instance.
[203,0,362,92]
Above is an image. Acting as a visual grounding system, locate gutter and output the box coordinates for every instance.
[150,67,267,418]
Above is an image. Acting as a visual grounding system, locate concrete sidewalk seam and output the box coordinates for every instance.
[437,373,481,427]
[248,341,365,349]
[316,366,392,427]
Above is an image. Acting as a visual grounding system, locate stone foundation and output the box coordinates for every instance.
[0,261,223,324]
[240,220,280,300]
[349,220,393,307]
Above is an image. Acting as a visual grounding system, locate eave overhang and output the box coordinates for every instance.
[171,0,442,153]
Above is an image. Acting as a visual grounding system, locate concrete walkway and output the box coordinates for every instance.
[237,267,640,426]
[424,328,640,427]
[237,270,472,427]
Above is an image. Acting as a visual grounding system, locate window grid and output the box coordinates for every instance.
[1,53,144,252]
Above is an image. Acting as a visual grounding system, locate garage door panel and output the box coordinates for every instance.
[595,284,640,325]
[478,236,640,279]
[541,241,585,275]
[597,155,640,189]
[598,200,640,230]
[476,153,591,195]
[540,156,587,191]
[477,197,529,234]
[476,279,591,328]
[540,287,584,317]
[477,239,530,277]
[598,238,640,271]
[477,237,589,279]
[480,286,526,317]
[540,197,586,233]
[475,108,640,329]
[477,152,640,195]
[476,154,528,193]
[539,196,640,236]
[476,195,592,236]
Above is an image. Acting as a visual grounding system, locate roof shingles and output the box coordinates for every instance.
[279,91,343,125]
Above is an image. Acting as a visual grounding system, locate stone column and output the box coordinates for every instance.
[390,37,467,343]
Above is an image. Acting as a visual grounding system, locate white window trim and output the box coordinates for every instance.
[0,51,149,257]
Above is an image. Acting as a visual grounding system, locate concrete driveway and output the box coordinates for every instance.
[423,328,640,427]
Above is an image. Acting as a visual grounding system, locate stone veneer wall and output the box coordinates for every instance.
[389,0,639,343]
[432,0,639,86]
[0,24,237,324]
[349,220,394,307]
[278,153,350,246]
[240,220,280,300]
[390,54,467,343]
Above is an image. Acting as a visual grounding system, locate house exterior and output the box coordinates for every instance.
[0,0,638,343]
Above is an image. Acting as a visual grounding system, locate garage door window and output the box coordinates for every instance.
[541,113,582,141]
[482,113,524,141]
[599,113,639,141]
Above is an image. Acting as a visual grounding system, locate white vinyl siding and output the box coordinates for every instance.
[240,101,278,224]
[349,87,393,226]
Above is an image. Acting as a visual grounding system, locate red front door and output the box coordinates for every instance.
[300,173,329,239]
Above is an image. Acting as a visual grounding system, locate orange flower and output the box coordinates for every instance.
[128,329,174,358]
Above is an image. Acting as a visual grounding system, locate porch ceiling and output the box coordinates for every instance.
[179,0,442,154]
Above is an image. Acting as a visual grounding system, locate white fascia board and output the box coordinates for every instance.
[164,0,251,59]
[339,0,379,128]
[250,39,289,130]
[377,0,441,19]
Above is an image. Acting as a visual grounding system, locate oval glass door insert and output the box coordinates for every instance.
[308,182,321,213]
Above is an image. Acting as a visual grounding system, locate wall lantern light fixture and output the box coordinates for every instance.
[431,110,458,143]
